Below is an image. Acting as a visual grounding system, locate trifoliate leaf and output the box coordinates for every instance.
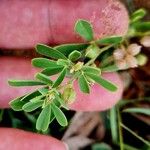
[32,58,58,68]
[22,101,43,112]
[51,103,68,126]
[74,19,93,41]
[36,44,67,59]
[86,73,117,92]
[36,105,51,131]
[78,74,90,93]
[52,68,66,88]
[8,80,46,87]
[69,50,81,61]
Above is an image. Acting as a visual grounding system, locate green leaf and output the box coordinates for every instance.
[36,44,67,59]
[85,73,117,92]
[123,107,150,116]
[82,66,101,75]
[96,36,122,45]
[9,97,25,111]
[23,101,43,112]
[133,22,150,32]
[78,74,90,93]
[8,80,46,87]
[51,103,68,126]
[35,73,53,85]
[32,58,58,68]
[42,66,64,76]
[57,59,70,66]
[92,143,112,150]
[30,95,45,103]
[20,90,41,102]
[38,88,49,95]
[55,43,88,56]
[74,19,93,41]
[52,68,66,88]
[55,95,68,110]
[131,8,146,23]
[101,64,119,72]
[68,50,81,61]
[36,105,51,131]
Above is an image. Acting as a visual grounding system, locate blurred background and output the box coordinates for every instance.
[0,0,150,150]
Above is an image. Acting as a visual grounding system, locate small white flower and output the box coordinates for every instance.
[140,36,150,47]
[113,48,126,60]
[125,55,138,68]
[127,43,141,56]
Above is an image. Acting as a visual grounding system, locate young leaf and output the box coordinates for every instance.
[35,73,53,85]
[42,66,64,76]
[123,107,150,116]
[36,105,51,131]
[55,95,68,110]
[38,87,49,95]
[30,95,45,103]
[85,73,117,92]
[82,66,101,75]
[9,97,25,111]
[78,74,90,93]
[8,80,46,87]
[36,44,67,59]
[68,50,81,61]
[55,43,88,56]
[52,68,66,88]
[96,36,122,45]
[57,59,70,66]
[32,58,59,68]
[130,8,146,23]
[51,103,68,126]
[74,19,93,41]
[22,101,43,112]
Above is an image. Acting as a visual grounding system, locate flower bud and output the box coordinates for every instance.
[125,55,138,68]
[113,48,126,60]
[140,36,150,47]
[136,54,148,66]
[127,43,141,56]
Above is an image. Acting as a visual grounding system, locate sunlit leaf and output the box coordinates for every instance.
[68,50,81,61]
[32,58,58,68]
[74,19,93,41]
[51,103,68,126]
[35,73,53,85]
[36,105,51,131]
[85,73,117,92]
[52,68,66,88]
[36,44,67,59]
[78,74,90,93]
[30,95,45,103]
[38,87,49,95]
[8,80,46,87]
[42,66,64,76]
[55,43,88,56]
[23,101,43,112]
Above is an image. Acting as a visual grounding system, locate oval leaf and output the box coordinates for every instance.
[36,105,51,131]
[32,58,58,68]
[96,36,122,45]
[36,44,67,59]
[8,80,46,87]
[23,101,43,112]
[86,73,117,92]
[69,50,81,62]
[52,68,66,88]
[74,19,93,41]
[78,74,90,93]
[51,103,68,126]
[82,66,101,75]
